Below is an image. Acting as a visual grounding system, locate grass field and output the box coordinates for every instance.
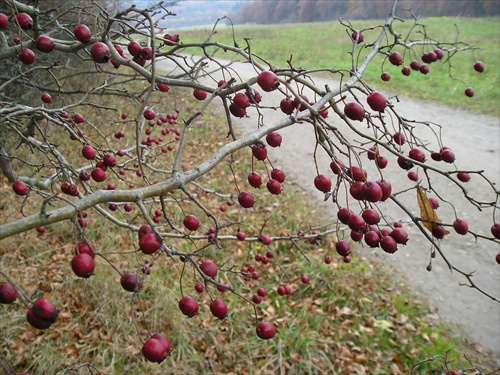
[177,17,500,116]
[0,83,496,374]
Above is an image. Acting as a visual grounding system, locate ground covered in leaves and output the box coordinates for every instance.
[0,89,495,374]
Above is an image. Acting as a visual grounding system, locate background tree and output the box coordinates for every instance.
[0,0,498,373]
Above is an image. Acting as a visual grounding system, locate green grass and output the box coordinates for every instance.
[176,17,500,116]
[0,84,496,373]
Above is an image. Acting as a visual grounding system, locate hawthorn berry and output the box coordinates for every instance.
[74,24,92,42]
[200,260,218,278]
[0,282,17,304]
[314,174,332,193]
[453,219,469,235]
[257,70,279,92]
[209,299,228,319]
[256,322,277,340]
[178,296,199,317]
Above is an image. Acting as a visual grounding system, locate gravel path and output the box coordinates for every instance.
[158,58,500,361]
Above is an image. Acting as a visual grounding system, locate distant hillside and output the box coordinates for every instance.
[121,0,252,29]
[230,0,500,24]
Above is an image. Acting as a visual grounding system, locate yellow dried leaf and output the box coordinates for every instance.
[416,185,449,235]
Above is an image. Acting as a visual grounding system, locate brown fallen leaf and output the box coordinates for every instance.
[416,184,450,234]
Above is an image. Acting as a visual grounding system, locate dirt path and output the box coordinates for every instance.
[158,58,500,360]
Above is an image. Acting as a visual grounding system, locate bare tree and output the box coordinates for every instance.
[0,0,498,371]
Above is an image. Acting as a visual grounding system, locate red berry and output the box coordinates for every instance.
[178,296,199,317]
[0,282,17,304]
[351,31,364,43]
[142,338,168,363]
[183,214,201,231]
[266,179,282,195]
[16,13,33,30]
[347,166,367,181]
[252,143,267,160]
[457,172,470,182]
[41,93,52,103]
[419,64,430,74]
[91,168,107,182]
[429,197,439,209]
[347,214,365,232]
[409,148,426,162]
[361,181,383,202]
[393,132,406,145]
[335,240,351,257]
[248,172,262,188]
[266,131,282,147]
[257,70,279,92]
[12,180,28,196]
[314,174,332,193]
[337,207,353,224]
[0,13,8,30]
[19,48,36,65]
[234,92,250,108]
[401,66,411,76]
[139,232,162,254]
[229,102,246,118]
[258,234,272,245]
[120,272,142,292]
[74,24,92,42]
[271,168,286,183]
[71,253,95,278]
[32,298,58,322]
[490,223,500,239]
[390,227,409,244]
[157,82,170,92]
[367,91,387,112]
[440,148,456,163]
[381,72,391,81]
[280,98,295,115]
[141,46,153,60]
[151,332,172,355]
[195,283,204,293]
[376,156,388,169]
[82,145,96,160]
[362,208,380,225]
[464,87,474,98]
[364,230,381,247]
[473,61,484,73]
[143,108,156,120]
[432,224,446,239]
[238,191,255,208]
[256,322,277,340]
[127,40,142,57]
[76,240,95,256]
[36,36,55,53]
[388,51,403,66]
[209,299,228,319]
[324,256,332,264]
[407,171,418,181]
[27,308,52,330]
[453,219,469,235]
[380,236,398,253]
[344,102,365,121]
[200,260,218,278]
[90,42,110,63]
[301,275,309,284]
[193,89,207,101]
[410,60,421,71]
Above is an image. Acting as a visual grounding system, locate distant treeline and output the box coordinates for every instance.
[230,0,499,24]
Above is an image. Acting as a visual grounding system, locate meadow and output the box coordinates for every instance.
[178,17,500,116]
